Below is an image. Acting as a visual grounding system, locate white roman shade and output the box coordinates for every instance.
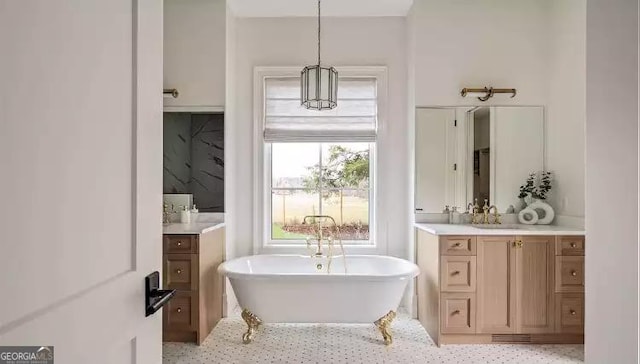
[264,77,377,142]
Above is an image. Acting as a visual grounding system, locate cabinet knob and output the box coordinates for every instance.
[177,241,182,247]
[570,242,577,248]
[176,308,182,313]
[453,242,461,247]
[571,270,577,277]
[570,310,576,316]
[176,269,182,274]
[452,310,460,315]
[451,270,460,276]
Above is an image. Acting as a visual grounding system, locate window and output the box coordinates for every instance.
[271,142,372,243]
[260,72,380,246]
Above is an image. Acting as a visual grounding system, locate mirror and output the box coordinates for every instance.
[163,112,224,212]
[414,106,544,213]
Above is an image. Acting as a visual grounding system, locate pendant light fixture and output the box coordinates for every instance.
[301,0,338,110]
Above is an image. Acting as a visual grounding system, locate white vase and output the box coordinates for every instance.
[518,207,539,225]
[528,199,555,225]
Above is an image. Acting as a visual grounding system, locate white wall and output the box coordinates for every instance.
[585,0,639,361]
[164,0,226,107]
[227,17,409,260]
[412,0,551,107]
[224,4,238,314]
[547,0,586,217]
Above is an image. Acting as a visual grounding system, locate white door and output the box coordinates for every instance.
[0,1,163,363]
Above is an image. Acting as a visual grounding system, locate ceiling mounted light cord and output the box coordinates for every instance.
[301,0,338,111]
[317,0,321,66]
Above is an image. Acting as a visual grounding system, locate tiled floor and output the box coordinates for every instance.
[163,311,584,364]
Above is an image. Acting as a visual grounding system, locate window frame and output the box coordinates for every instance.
[253,66,388,255]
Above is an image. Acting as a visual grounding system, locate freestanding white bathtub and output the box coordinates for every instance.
[218,254,419,344]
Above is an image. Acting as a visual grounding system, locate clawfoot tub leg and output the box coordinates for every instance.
[374,310,396,345]
[241,309,262,344]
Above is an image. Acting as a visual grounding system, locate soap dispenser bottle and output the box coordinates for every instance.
[451,207,461,224]
[180,205,191,224]
[443,205,451,223]
[190,204,199,222]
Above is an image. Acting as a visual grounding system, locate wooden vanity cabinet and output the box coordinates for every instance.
[554,236,585,333]
[416,230,584,346]
[515,236,556,334]
[162,227,225,345]
[476,236,516,334]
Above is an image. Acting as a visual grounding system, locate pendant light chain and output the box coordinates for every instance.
[317,0,321,66]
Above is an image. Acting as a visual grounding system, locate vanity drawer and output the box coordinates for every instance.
[440,293,476,334]
[440,236,476,255]
[165,254,198,291]
[164,235,198,254]
[556,236,585,256]
[164,291,197,331]
[555,256,584,292]
[440,256,476,292]
[555,293,584,333]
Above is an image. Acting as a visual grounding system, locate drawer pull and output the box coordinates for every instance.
[176,307,182,313]
[176,241,182,247]
[570,270,577,277]
[570,242,577,248]
[451,310,460,315]
[451,270,460,276]
[570,310,576,316]
[176,269,182,274]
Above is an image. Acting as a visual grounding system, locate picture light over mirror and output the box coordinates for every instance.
[460,87,517,102]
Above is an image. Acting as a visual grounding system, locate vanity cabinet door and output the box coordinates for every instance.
[556,236,585,256]
[164,291,197,331]
[164,235,198,254]
[440,236,476,255]
[440,293,476,334]
[440,256,476,292]
[165,254,198,291]
[515,236,555,333]
[555,293,584,333]
[555,256,585,293]
[476,236,517,333]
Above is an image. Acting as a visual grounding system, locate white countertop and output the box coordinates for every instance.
[163,222,225,235]
[414,223,585,236]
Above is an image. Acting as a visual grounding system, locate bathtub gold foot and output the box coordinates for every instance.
[241,309,262,344]
[374,310,396,345]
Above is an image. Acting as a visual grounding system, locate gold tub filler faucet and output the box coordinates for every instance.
[302,215,347,274]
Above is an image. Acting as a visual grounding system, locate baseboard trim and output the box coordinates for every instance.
[439,333,584,345]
